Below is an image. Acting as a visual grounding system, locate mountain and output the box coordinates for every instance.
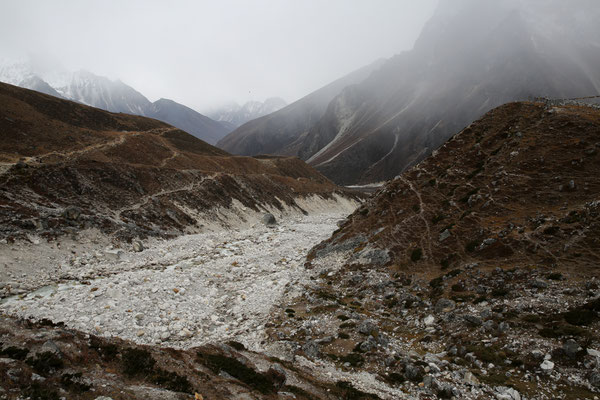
[220,0,600,185]
[0,82,356,241]
[303,0,600,184]
[208,97,287,130]
[0,63,229,144]
[216,58,385,156]
[145,98,230,145]
[272,100,600,398]
[0,62,65,99]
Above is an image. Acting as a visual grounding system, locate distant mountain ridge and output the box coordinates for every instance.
[218,0,600,185]
[208,97,287,130]
[0,62,229,144]
[217,58,386,156]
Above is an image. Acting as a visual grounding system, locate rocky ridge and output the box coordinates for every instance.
[0,82,358,245]
[264,101,600,399]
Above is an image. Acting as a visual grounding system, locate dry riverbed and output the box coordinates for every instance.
[0,212,350,353]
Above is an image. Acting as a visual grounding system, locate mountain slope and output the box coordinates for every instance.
[208,97,288,129]
[216,58,385,156]
[0,64,230,144]
[145,98,230,145]
[270,101,600,399]
[302,0,600,184]
[0,82,356,241]
[55,70,151,115]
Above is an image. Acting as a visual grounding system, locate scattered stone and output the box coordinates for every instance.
[358,320,379,336]
[262,213,277,226]
[63,206,82,221]
[463,315,482,326]
[587,348,600,358]
[302,341,319,358]
[563,339,580,358]
[589,371,600,388]
[434,298,455,313]
[104,249,124,261]
[531,280,548,289]
[439,229,451,242]
[404,363,424,382]
[464,371,480,386]
[40,340,61,356]
[423,315,435,326]
[132,240,144,252]
[540,360,554,371]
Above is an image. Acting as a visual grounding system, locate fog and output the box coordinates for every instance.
[0,0,437,111]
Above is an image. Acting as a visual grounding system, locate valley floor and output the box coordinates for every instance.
[0,212,347,352]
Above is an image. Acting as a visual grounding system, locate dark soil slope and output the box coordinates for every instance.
[268,101,600,399]
[0,83,352,241]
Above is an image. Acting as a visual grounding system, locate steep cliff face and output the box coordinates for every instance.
[216,59,385,156]
[303,0,600,184]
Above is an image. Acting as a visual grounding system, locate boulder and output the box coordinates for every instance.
[63,206,81,221]
[435,298,456,313]
[262,213,277,226]
[132,240,144,252]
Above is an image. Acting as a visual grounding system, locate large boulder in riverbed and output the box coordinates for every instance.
[262,213,277,226]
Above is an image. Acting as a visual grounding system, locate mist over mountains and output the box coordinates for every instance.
[0,62,229,144]
[221,0,600,184]
[207,98,288,130]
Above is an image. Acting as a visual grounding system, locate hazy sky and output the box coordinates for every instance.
[0,0,437,111]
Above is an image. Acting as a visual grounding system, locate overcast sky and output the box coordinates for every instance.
[0,0,437,111]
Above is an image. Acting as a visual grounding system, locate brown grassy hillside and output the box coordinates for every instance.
[0,83,352,241]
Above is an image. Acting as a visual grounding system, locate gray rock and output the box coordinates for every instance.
[423,315,435,326]
[439,229,451,242]
[495,386,521,400]
[31,373,45,382]
[589,371,600,388]
[302,341,319,358]
[104,249,124,261]
[540,360,554,371]
[531,280,548,289]
[132,240,144,252]
[262,213,277,226]
[530,350,544,360]
[463,315,483,326]
[95,397,114,400]
[483,320,497,332]
[587,348,600,358]
[404,363,423,382]
[464,371,480,386]
[356,248,390,266]
[435,298,455,313]
[563,339,580,358]
[357,320,379,336]
[482,238,497,246]
[40,340,61,356]
[63,206,81,221]
[360,337,377,352]
[497,321,509,334]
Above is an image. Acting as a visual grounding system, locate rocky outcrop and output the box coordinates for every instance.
[267,101,600,399]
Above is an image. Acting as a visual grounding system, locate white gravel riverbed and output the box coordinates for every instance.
[0,212,349,351]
